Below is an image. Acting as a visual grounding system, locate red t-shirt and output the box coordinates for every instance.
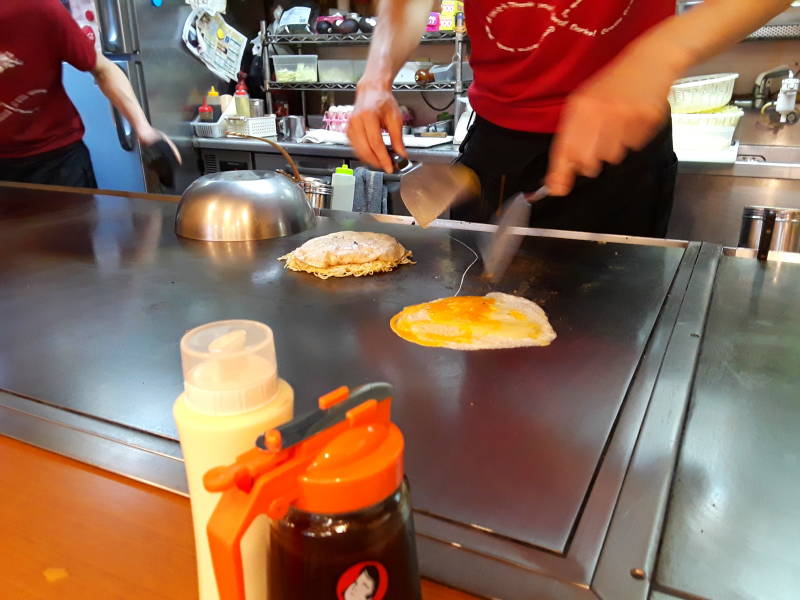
[0,0,96,158]
[466,0,674,133]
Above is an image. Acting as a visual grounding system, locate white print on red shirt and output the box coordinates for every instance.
[485,0,637,53]
[0,51,23,74]
[0,51,47,124]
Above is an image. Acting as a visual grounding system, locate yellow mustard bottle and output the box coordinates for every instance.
[174,320,294,600]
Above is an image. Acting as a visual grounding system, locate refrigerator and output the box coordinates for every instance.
[62,0,266,193]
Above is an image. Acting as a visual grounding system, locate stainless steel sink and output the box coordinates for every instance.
[679,143,800,180]
[737,144,800,164]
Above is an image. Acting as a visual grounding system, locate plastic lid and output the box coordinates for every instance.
[234,87,249,96]
[208,85,219,97]
[198,99,212,113]
[335,163,354,175]
[180,320,279,415]
[206,384,402,512]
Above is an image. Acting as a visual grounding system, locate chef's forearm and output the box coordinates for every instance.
[91,52,155,143]
[628,0,793,79]
[358,0,432,90]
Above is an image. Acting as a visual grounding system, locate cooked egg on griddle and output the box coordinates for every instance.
[390,292,556,350]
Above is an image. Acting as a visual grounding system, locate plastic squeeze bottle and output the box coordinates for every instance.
[331,163,355,211]
[174,320,294,600]
[206,85,223,121]
[206,85,221,106]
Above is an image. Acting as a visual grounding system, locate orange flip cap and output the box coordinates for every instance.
[204,382,403,600]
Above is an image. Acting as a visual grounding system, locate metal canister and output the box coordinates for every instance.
[249,99,265,117]
[301,177,333,209]
[739,206,800,253]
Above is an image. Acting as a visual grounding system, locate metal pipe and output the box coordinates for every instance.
[753,64,795,109]
[261,20,273,115]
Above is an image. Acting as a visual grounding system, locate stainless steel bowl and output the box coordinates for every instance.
[176,170,316,241]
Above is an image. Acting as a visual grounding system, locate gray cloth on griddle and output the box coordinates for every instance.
[353,167,387,214]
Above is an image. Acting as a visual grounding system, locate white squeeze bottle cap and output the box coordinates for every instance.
[181,320,279,415]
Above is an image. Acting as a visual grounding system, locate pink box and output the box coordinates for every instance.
[426,12,440,32]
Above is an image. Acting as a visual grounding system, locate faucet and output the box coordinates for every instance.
[753,65,796,109]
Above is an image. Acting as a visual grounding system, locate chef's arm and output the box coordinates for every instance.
[546,0,793,196]
[348,0,433,172]
[91,51,180,162]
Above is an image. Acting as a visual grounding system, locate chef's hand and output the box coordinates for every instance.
[545,39,679,196]
[348,82,406,173]
[138,126,182,165]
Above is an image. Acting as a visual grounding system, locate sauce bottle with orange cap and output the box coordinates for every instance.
[204,382,422,600]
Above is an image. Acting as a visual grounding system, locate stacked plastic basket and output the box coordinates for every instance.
[669,73,743,152]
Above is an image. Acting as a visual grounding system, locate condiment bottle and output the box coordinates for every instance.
[206,86,223,121]
[205,383,422,600]
[174,320,294,600]
[207,85,220,104]
[198,98,214,122]
[234,87,251,117]
[331,163,355,211]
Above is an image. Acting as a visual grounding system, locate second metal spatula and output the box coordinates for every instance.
[481,185,549,281]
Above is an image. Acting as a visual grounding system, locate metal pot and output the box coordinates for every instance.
[301,177,333,209]
[739,206,800,255]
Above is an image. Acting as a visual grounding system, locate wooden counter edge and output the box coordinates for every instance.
[0,435,479,600]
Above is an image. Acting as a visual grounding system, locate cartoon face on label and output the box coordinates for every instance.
[337,561,388,600]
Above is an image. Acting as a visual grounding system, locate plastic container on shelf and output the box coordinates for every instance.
[394,61,432,84]
[352,59,367,82]
[318,59,355,83]
[668,73,739,113]
[272,55,318,83]
[225,115,278,138]
[192,103,236,138]
[323,105,353,133]
[671,105,744,151]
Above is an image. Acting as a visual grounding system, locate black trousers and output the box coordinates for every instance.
[0,140,97,188]
[455,115,677,238]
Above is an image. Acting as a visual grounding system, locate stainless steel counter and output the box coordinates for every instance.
[654,254,800,600]
[192,136,460,164]
[2,184,795,599]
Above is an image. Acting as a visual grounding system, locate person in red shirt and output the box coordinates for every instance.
[348,0,791,236]
[0,0,178,187]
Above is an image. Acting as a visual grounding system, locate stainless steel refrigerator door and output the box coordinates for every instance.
[95,0,139,54]
[63,63,147,192]
[130,0,266,192]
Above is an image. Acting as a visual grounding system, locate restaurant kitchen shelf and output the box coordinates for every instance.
[259,19,469,122]
[267,31,460,45]
[266,81,462,92]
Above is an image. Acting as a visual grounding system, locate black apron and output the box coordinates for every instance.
[0,140,97,188]
[455,114,677,238]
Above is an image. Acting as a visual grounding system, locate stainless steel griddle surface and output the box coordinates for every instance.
[0,187,684,555]
[656,255,800,599]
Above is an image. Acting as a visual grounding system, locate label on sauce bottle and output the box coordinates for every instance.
[337,562,389,600]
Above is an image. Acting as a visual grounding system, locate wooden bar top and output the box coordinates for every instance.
[0,436,478,600]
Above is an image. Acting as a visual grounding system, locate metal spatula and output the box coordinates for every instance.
[481,185,549,281]
[395,152,479,228]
